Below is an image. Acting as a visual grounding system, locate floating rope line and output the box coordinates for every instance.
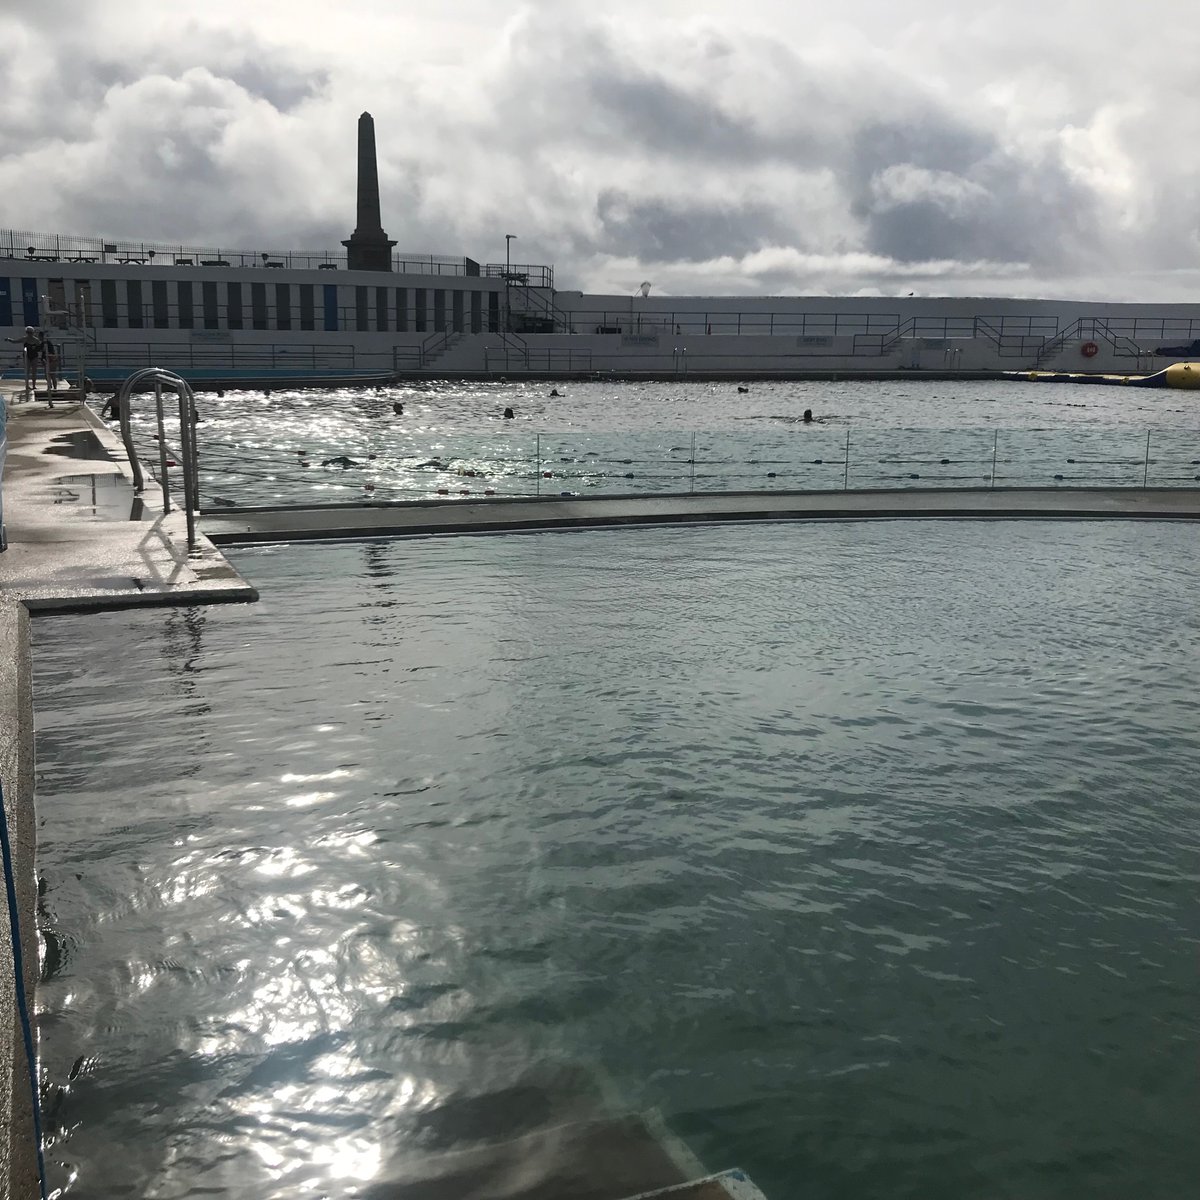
[0,780,49,1199]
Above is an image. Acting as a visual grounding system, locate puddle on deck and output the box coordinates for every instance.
[52,473,149,521]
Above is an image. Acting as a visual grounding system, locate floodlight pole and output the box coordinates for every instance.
[505,233,517,332]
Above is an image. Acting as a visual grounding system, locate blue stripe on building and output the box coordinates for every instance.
[20,279,39,328]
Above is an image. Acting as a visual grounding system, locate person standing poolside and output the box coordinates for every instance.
[42,334,60,394]
[5,327,42,394]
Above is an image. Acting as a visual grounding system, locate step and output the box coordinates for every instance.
[364,1112,702,1200]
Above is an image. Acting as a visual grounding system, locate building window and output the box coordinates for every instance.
[433,289,446,333]
[251,281,267,330]
[488,291,499,333]
[322,283,338,331]
[227,282,243,330]
[202,281,219,329]
[19,278,39,328]
[355,285,369,332]
[177,282,194,330]
[452,289,465,333]
[299,284,314,331]
[275,283,291,331]
[471,290,482,333]
[395,287,407,333]
[125,280,144,328]
[152,279,169,329]
[414,288,427,333]
[376,286,388,332]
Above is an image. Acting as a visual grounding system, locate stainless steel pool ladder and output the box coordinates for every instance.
[115,368,200,549]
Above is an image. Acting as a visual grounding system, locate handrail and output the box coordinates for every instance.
[419,328,461,366]
[508,280,573,331]
[116,368,200,549]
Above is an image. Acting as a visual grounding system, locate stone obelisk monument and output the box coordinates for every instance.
[342,112,397,271]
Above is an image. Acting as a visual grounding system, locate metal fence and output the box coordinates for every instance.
[1,229,483,277]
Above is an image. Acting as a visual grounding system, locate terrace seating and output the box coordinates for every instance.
[175,258,194,266]
[201,260,230,267]
[318,263,338,270]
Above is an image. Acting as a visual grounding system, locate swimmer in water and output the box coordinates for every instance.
[549,388,560,398]
[321,455,363,468]
[802,409,814,423]
[503,407,514,419]
[393,401,404,415]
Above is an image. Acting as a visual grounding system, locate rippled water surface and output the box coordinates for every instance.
[33,521,1200,1198]
[109,377,1200,506]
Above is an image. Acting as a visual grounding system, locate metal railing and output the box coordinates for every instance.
[12,291,1200,356]
[482,262,554,288]
[63,341,358,372]
[2,229,495,277]
[116,368,201,548]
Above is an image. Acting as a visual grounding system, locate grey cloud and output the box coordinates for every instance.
[835,116,1100,269]
[584,68,767,163]
[3,3,1194,299]
[845,119,995,197]
[593,191,787,261]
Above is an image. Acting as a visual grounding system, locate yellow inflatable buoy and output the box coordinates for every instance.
[1164,362,1200,389]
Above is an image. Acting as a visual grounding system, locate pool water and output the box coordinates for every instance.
[106,377,1200,507]
[32,520,1200,1198]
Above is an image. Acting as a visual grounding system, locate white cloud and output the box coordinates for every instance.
[869,165,989,216]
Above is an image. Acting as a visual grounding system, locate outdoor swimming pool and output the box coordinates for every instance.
[105,377,1200,507]
[30,519,1200,1198]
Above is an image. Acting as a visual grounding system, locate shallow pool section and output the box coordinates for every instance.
[32,521,1200,1198]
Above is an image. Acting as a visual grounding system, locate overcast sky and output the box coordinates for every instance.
[1,1,1198,299]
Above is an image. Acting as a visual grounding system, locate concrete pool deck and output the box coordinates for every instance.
[0,387,257,613]
[3,384,1200,1197]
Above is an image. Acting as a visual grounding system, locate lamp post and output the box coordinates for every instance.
[504,233,517,332]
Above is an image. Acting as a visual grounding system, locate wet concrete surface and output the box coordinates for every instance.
[0,388,257,612]
[41,428,116,461]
